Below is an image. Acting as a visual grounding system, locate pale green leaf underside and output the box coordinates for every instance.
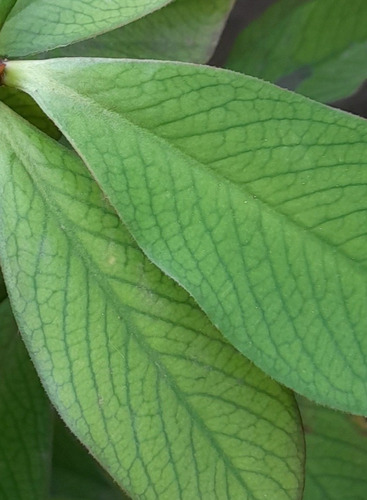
[226,0,367,103]
[0,298,53,500]
[299,397,367,500]
[51,416,130,500]
[39,0,235,64]
[7,58,367,415]
[0,101,303,500]
[0,0,172,57]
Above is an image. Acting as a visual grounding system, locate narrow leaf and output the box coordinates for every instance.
[0,101,304,499]
[7,58,367,414]
[0,0,172,57]
[39,0,235,63]
[298,397,367,499]
[0,298,53,500]
[51,416,130,500]
[226,0,367,102]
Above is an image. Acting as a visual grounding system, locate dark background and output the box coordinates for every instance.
[210,0,367,118]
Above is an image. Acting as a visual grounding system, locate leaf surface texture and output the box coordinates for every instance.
[0,0,172,56]
[7,58,367,414]
[40,0,235,63]
[0,100,304,500]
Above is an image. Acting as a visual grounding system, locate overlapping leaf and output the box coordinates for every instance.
[0,101,304,500]
[7,58,367,415]
[0,298,53,500]
[299,397,367,499]
[226,0,367,103]
[40,0,235,63]
[0,0,172,57]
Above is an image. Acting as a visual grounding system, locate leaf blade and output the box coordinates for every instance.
[0,100,304,499]
[38,0,235,63]
[225,0,367,102]
[0,0,172,57]
[7,58,367,415]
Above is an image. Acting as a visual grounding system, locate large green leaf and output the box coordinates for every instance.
[225,0,367,103]
[299,397,367,499]
[7,58,367,415]
[40,0,234,63]
[0,0,172,57]
[51,416,130,500]
[0,101,304,500]
[0,298,53,500]
[0,87,60,139]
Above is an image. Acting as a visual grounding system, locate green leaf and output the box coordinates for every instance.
[0,101,304,499]
[8,58,367,415]
[0,86,60,139]
[225,0,367,103]
[0,0,15,29]
[51,416,130,500]
[298,397,367,500]
[0,0,172,57]
[0,298,53,500]
[39,0,235,63]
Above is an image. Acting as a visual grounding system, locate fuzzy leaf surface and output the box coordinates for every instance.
[40,0,235,63]
[0,0,172,57]
[299,397,367,500]
[8,58,367,415]
[0,101,304,500]
[0,298,53,500]
[226,0,367,103]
